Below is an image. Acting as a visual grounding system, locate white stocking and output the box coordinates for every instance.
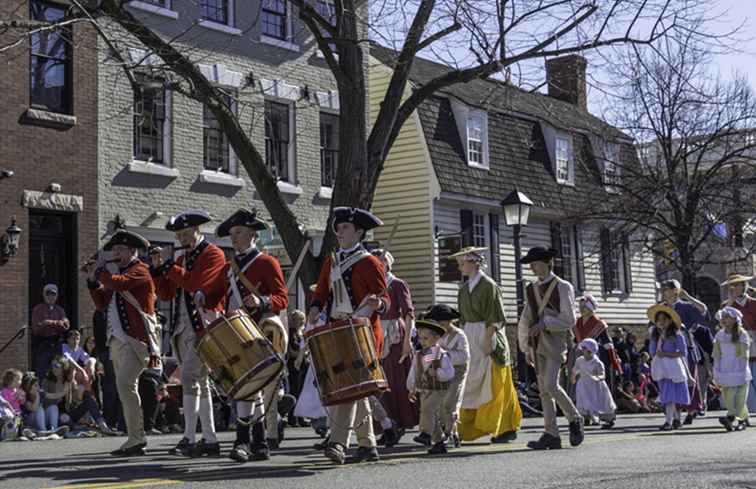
[199,396,217,443]
[183,394,199,443]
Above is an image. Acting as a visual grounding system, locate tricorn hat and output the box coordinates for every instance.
[415,319,446,336]
[216,208,268,237]
[520,246,558,264]
[166,209,211,231]
[103,230,150,251]
[331,207,383,233]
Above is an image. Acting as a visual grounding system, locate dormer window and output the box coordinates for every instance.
[555,135,574,184]
[602,142,621,192]
[450,99,489,169]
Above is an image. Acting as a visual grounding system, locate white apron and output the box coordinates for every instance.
[461,321,495,409]
[293,363,327,419]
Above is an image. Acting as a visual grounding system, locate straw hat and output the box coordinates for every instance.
[646,303,682,328]
[720,273,753,287]
[448,246,488,259]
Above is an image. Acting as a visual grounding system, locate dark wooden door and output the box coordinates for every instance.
[28,211,77,329]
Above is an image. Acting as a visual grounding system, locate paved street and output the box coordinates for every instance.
[1,412,755,489]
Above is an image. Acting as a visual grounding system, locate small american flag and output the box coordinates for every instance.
[422,346,439,364]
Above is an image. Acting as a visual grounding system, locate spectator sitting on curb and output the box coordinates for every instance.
[21,373,69,438]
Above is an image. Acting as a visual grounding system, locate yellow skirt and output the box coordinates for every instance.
[458,364,522,441]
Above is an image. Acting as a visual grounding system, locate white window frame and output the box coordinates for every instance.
[202,95,238,176]
[127,0,179,19]
[132,81,172,168]
[264,97,297,186]
[602,142,621,192]
[471,212,491,265]
[450,99,489,170]
[260,0,299,51]
[603,230,629,295]
[198,0,243,35]
[555,135,574,185]
[558,226,577,284]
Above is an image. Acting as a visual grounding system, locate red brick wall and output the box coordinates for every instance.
[0,1,98,372]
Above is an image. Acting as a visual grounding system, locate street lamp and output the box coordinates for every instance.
[0,217,22,264]
[501,188,533,382]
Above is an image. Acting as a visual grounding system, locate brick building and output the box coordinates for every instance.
[0,1,99,372]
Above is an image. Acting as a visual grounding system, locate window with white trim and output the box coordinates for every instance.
[602,142,621,190]
[30,1,72,115]
[320,112,338,187]
[262,0,288,39]
[601,228,632,294]
[200,0,230,24]
[473,213,486,247]
[468,114,484,165]
[555,136,572,183]
[133,78,169,165]
[203,95,236,174]
[265,100,294,182]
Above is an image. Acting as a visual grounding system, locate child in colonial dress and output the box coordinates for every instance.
[647,304,691,431]
[713,306,751,431]
[424,304,470,448]
[571,339,616,428]
[407,320,455,454]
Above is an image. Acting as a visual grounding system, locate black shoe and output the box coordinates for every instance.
[659,422,672,431]
[736,419,748,431]
[683,414,694,425]
[267,438,280,450]
[315,427,328,438]
[250,447,271,461]
[527,433,562,450]
[298,418,310,427]
[719,416,734,432]
[672,419,682,430]
[168,437,193,456]
[413,432,431,447]
[229,442,251,463]
[451,434,461,448]
[277,394,297,417]
[491,430,517,444]
[601,420,615,430]
[325,442,346,465]
[313,435,330,450]
[349,446,379,463]
[111,443,147,457]
[190,440,221,458]
[568,420,584,447]
[583,416,593,426]
[382,427,399,448]
[696,410,706,417]
[376,433,386,446]
[427,441,447,455]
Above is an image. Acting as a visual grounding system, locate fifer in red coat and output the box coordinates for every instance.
[88,260,156,345]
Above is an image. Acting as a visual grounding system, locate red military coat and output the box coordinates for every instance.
[88,260,156,345]
[222,250,289,322]
[153,241,227,315]
[311,253,389,355]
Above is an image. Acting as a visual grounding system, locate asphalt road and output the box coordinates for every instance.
[1,412,755,489]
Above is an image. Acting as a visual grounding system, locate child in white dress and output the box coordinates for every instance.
[571,339,616,429]
[713,306,752,431]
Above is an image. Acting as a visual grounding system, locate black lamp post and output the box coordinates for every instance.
[501,188,533,382]
[0,217,22,264]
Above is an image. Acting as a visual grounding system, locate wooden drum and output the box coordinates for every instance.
[196,312,283,401]
[305,317,388,406]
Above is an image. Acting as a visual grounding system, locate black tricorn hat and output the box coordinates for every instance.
[166,209,211,231]
[423,304,460,322]
[520,246,558,264]
[331,207,383,233]
[415,319,446,336]
[216,208,268,237]
[103,230,150,251]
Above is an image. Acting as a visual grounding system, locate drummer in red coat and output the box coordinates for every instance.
[150,209,226,457]
[84,230,156,457]
[308,207,390,465]
[216,208,289,463]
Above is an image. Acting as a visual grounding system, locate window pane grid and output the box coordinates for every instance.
[467,115,483,164]
[320,112,339,187]
[607,233,621,291]
[556,137,570,181]
[473,213,486,247]
[559,230,573,283]
[203,104,230,173]
[30,1,72,114]
[134,84,166,164]
[200,0,228,24]
[262,0,287,39]
[265,101,291,182]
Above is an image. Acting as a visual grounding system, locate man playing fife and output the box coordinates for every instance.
[216,209,289,463]
[85,230,157,457]
[151,210,227,457]
[517,246,584,450]
[308,207,389,465]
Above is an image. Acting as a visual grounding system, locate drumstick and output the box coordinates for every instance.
[286,239,312,291]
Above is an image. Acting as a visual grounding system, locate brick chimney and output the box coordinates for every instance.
[546,55,587,110]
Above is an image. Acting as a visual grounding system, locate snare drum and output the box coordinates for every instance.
[305,317,388,406]
[196,312,283,401]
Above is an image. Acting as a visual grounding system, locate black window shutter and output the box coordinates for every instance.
[550,222,564,278]
[489,213,500,282]
[600,228,612,294]
[574,224,586,293]
[622,234,633,294]
[460,209,474,247]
